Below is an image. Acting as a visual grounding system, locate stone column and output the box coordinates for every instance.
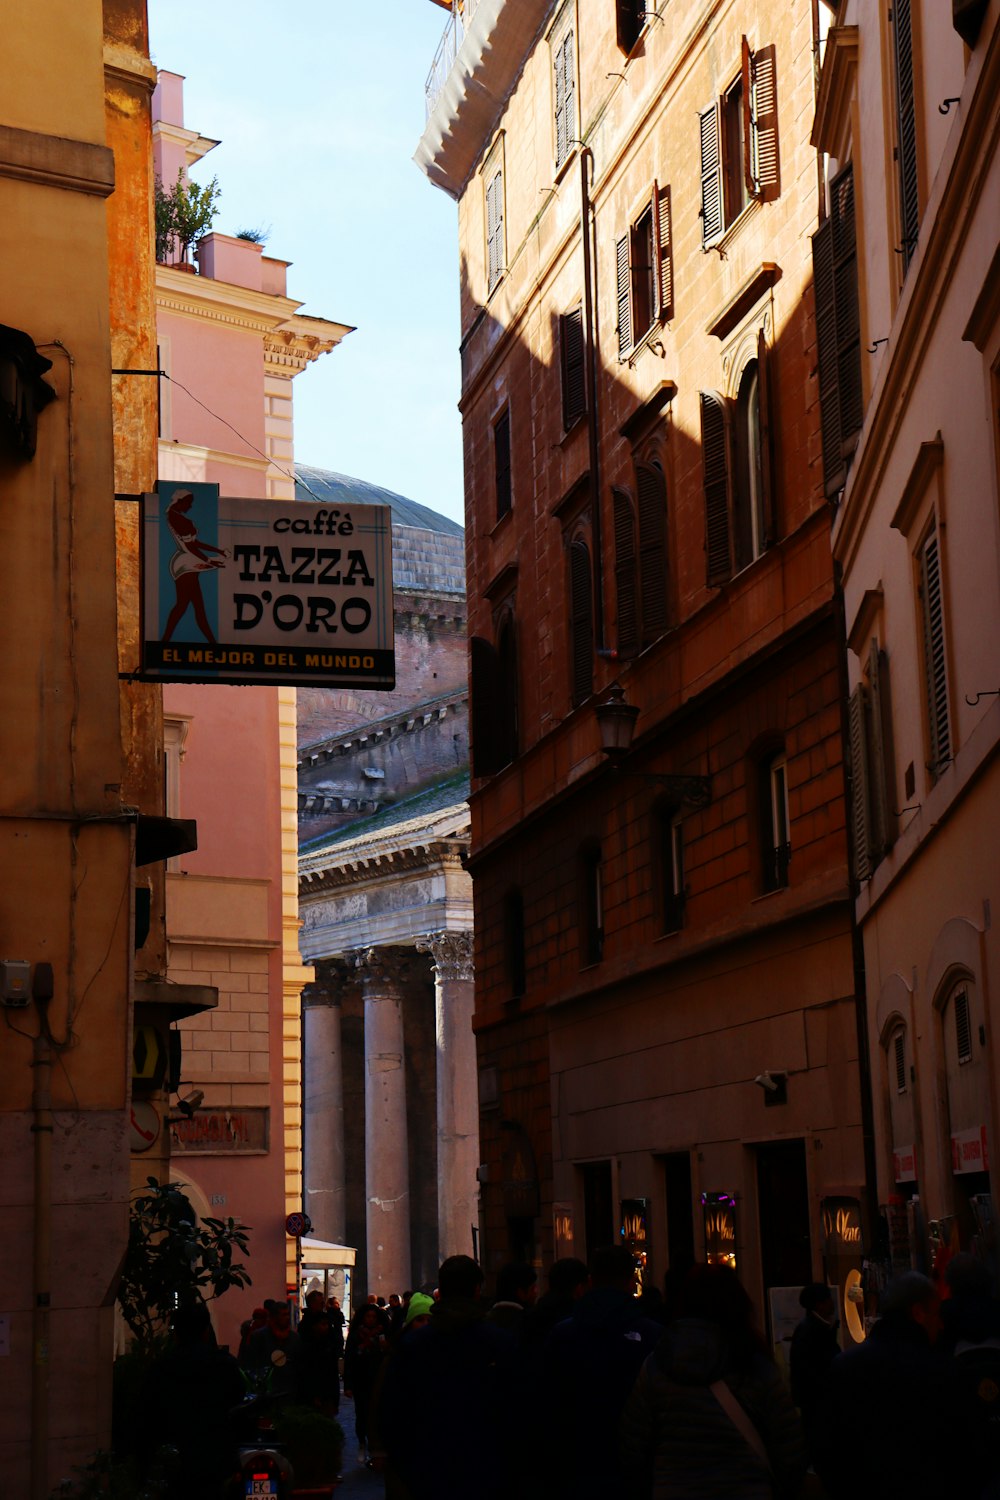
[302,972,348,1245]
[417,931,478,1261]
[354,946,412,1297]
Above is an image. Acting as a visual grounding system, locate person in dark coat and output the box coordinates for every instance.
[299,1308,342,1417]
[620,1263,806,1500]
[487,1260,538,1337]
[343,1302,389,1464]
[822,1269,980,1499]
[541,1245,663,1500]
[241,1299,302,1402]
[378,1254,517,1500]
[141,1299,246,1500]
[788,1281,839,1467]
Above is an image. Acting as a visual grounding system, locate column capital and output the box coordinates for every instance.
[347,945,412,991]
[301,981,340,1010]
[416,930,474,982]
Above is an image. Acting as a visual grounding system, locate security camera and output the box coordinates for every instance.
[754,1070,780,1092]
[175,1089,204,1118]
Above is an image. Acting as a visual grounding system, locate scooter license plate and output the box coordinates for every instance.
[246,1481,279,1497]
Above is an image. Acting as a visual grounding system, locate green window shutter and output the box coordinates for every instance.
[616,234,631,358]
[613,489,639,657]
[637,463,669,643]
[700,391,731,585]
[700,103,723,244]
[561,306,586,428]
[654,181,673,322]
[751,42,780,202]
[892,0,920,268]
[569,538,594,705]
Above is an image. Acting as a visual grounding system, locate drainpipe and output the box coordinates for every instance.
[30,965,55,1500]
[580,146,606,653]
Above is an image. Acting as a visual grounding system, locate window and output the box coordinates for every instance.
[494,408,511,521]
[616,184,673,359]
[812,163,863,497]
[470,624,517,777]
[553,23,576,170]
[569,536,594,704]
[893,1029,907,1094]
[700,38,780,245]
[759,751,790,892]
[617,0,645,54]
[658,806,685,933]
[560,306,586,429]
[485,159,505,293]
[581,845,603,964]
[918,521,951,777]
[613,463,669,656]
[699,331,776,586]
[163,716,191,872]
[847,639,897,882]
[891,0,919,271]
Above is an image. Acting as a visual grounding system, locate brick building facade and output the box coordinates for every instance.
[418,0,871,1334]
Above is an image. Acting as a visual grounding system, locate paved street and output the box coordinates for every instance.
[334,1393,383,1496]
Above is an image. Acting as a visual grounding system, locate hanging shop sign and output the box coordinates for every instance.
[893,1143,917,1183]
[951,1124,990,1176]
[141,482,394,688]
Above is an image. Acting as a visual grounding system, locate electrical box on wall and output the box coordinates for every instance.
[0,960,31,1007]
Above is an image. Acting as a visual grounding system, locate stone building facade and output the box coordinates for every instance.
[815,2,1000,1274]
[417,0,869,1336]
[297,471,474,1299]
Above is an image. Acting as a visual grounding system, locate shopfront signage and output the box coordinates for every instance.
[893,1144,917,1183]
[169,1106,269,1155]
[141,482,394,688]
[951,1124,990,1176]
[702,1191,737,1272]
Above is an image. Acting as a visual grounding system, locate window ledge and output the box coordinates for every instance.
[703,197,762,260]
[620,321,670,370]
[489,508,514,539]
[707,262,782,340]
[620,380,677,442]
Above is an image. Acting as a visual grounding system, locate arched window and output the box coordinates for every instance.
[655,803,685,933]
[733,360,765,573]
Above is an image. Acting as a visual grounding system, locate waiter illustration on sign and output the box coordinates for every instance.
[160,488,228,644]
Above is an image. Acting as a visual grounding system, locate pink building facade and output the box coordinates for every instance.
[151,70,348,1348]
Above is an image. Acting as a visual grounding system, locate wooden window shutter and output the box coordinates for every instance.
[494,408,511,520]
[894,1031,906,1093]
[868,639,897,858]
[486,169,504,291]
[812,217,843,497]
[848,682,872,883]
[569,538,594,704]
[832,166,863,444]
[654,181,673,322]
[700,392,731,585]
[637,463,669,643]
[892,0,920,268]
[955,991,972,1063]
[699,104,723,245]
[919,526,951,774]
[751,43,780,201]
[616,234,632,358]
[756,326,777,548]
[613,489,639,657]
[561,307,586,428]
[555,31,575,168]
[741,36,754,198]
[470,635,503,777]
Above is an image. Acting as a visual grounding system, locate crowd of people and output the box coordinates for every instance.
[141,1249,1000,1499]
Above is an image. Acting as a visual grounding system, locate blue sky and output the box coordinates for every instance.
[148,1,465,526]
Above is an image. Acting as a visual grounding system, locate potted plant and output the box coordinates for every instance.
[271,1403,345,1492]
[154,171,221,267]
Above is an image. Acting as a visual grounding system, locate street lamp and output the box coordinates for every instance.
[595,683,711,809]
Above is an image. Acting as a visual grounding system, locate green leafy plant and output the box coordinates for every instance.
[116,1177,251,1354]
[235,224,271,244]
[153,171,221,265]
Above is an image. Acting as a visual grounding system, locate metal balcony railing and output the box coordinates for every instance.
[425,0,482,117]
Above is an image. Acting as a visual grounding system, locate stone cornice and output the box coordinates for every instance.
[300,835,469,893]
[103,42,159,96]
[0,123,114,199]
[158,440,268,475]
[156,266,305,332]
[152,118,219,166]
[812,26,859,158]
[298,692,468,772]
